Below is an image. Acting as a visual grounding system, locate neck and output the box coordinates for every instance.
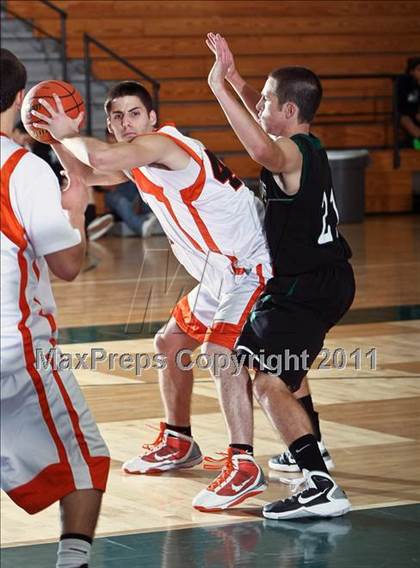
[281,123,310,138]
[0,107,17,137]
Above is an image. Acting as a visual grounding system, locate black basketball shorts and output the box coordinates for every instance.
[235,261,355,392]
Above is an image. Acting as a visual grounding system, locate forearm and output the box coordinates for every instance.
[211,84,277,164]
[228,71,261,119]
[60,135,109,169]
[52,142,91,177]
[400,115,420,138]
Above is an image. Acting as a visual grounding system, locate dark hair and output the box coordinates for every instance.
[104,81,154,115]
[406,57,420,74]
[269,66,322,123]
[0,49,27,112]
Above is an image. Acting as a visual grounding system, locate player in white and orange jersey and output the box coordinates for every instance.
[0,49,110,568]
[34,80,272,511]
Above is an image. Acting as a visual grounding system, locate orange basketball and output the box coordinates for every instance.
[21,80,85,144]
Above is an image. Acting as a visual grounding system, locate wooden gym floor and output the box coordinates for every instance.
[1,214,420,567]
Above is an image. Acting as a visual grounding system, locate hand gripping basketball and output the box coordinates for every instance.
[31,93,84,143]
[21,80,85,144]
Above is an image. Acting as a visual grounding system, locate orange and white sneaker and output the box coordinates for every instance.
[122,422,203,474]
[192,448,267,511]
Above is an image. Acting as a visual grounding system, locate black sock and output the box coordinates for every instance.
[166,423,191,437]
[299,395,322,442]
[289,434,328,473]
[60,534,92,544]
[84,204,96,229]
[229,444,254,455]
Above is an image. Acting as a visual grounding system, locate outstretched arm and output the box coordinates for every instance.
[206,32,260,120]
[51,142,127,186]
[206,33,301,174]
[32,94,189,173]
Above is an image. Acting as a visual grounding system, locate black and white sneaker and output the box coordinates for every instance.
[262,469,351,520]
[268,440,334,472]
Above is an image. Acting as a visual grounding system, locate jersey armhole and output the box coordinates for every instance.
[290,135,310,194]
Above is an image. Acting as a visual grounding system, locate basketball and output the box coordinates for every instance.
[20,80,85,144]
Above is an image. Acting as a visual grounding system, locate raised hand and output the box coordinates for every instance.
[206,33,236,81]
[32,93,84,142]
[206,33,235,92]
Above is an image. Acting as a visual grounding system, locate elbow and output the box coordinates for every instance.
[89,149,110,171]
[248,143,268,164]
[55,264,80,282]
[249,145,276,169]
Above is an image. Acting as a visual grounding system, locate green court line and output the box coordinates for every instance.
[58,304,420,344]
[2,503,419,567]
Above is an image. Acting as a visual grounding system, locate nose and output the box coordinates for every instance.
[256,97,264,113]
[122,114,132,129]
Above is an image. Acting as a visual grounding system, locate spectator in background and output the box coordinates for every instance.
[396,56,420,149]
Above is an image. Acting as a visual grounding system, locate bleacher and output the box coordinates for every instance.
[7,0,420,213]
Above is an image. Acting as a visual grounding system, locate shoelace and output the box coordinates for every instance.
[278,473,305,488]
[202,452,228,470]
[142,422,165,453]
[208,450,235,491]
[282,471,316,503]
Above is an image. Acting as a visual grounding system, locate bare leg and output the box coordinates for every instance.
[253,371,313,446]
[154,317,200,426]
[203,342,253,445]
[60,489,103,537]
[293,375,310,398]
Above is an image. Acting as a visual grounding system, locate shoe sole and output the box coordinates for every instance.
[193,483,267,512]
[269,457,335,473]
[263,502,351,520]
[123,454,203,475]
[88,221,114,241]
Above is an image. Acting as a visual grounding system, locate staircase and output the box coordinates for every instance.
[0,7,112,139]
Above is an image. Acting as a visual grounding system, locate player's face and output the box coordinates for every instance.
[107,96,156,142]
[411,64,420,84]
[256,77,290,136]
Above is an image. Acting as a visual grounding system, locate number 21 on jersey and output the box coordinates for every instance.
[318,189,340,244]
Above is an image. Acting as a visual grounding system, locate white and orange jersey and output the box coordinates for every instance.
[1,134,81,375]
[131,125,272,290]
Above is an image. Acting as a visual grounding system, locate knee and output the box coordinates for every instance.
[154,330,170,354]
[201,342,217,359]
[154,328,188,358]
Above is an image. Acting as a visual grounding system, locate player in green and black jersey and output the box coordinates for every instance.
[207,32,355,520]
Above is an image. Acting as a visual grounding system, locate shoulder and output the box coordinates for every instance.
[12,152,60,199]
[271,136,303,175]
[15,150,58,177]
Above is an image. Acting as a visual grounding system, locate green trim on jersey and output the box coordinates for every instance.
[291,133,323,189]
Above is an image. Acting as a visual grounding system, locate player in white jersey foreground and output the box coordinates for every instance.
[34,80,272,510]
[0,49,110,568]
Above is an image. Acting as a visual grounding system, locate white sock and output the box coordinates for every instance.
[56,536,91,568]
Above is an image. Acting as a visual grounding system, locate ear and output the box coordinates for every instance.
[149,110,157,127]
[15,89,25,110]
[285,102,298,120]
[106,117,113,135]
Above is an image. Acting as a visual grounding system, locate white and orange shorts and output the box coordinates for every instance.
[172,262,271,349]
[1,358,110,514]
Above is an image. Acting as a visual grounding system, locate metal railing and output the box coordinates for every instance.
[83,33,160,136]
[318,73,400,168]
[3,0,68,81]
